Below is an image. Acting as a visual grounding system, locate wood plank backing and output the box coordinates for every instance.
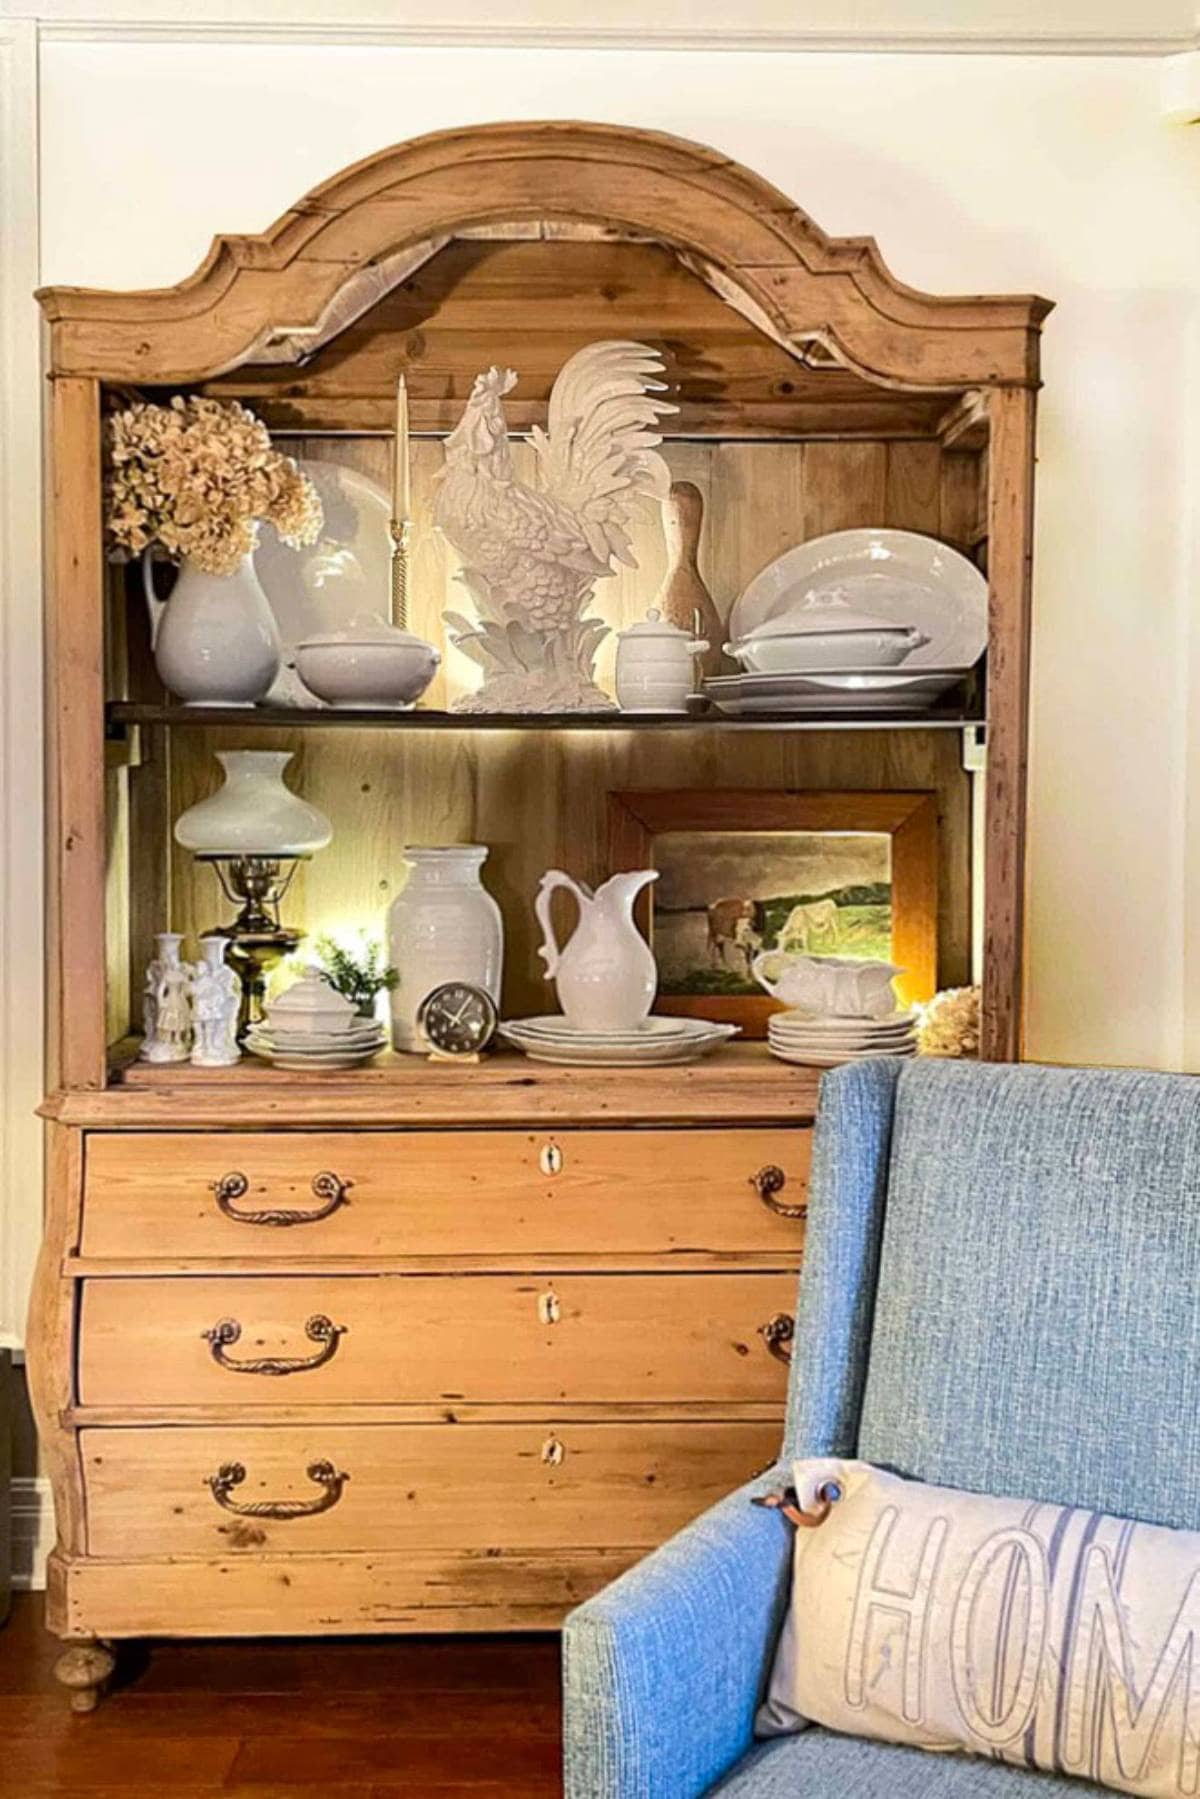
[79,1126,811,1261]
[77,1272,798,1408]
[81,1420,778,1558]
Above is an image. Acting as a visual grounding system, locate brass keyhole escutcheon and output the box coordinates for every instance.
[541,1436,566,1467]
[539,1142,564,1177]
[538,1291,561,1326]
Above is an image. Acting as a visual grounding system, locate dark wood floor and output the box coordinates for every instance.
[0,1596,564,1796]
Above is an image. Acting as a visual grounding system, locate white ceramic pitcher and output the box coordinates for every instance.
[143,549,282,706]
[535,869,659,1032]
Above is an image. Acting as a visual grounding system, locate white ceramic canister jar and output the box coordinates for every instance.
[615,609,708,714]
[387,846,504,1052]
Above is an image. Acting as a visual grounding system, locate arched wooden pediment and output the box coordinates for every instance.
[37,120,1050,390]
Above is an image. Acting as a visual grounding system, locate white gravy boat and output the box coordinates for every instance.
[752,952,903,1019]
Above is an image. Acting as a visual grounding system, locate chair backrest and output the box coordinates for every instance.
[848,1059,1200,1531]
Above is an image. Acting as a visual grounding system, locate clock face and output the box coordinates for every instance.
[417,982,498,1055]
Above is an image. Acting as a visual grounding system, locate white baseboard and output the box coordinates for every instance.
[11,1477,54,1592]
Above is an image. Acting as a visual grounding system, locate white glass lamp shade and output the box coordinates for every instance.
[173,750,333,857]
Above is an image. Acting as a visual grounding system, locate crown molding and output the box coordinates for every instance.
[2,1,1196,55]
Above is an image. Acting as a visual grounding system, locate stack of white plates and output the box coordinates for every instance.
[704,668,964,716]
[245,1017,386,1070]
[768,1009,918,1068]
[500,1015,739,1067]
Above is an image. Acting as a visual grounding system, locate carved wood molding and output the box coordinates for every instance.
[36,120,1052,389]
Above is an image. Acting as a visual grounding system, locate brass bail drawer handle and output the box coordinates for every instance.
[207,1459,349,1520]
[760,1313,795,1363]
[210,1170,352,1228]
[751,1165,807,1220]
[202,1314,347,1377]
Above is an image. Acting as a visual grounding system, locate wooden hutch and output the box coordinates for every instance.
[29,122,1049,1707]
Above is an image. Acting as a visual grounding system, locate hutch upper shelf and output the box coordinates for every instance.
[37,120,1049,1081]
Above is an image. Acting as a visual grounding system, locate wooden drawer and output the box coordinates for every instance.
[81,1421,778,1557]
[77,1273,797,1408]
[79,1129,810,1261]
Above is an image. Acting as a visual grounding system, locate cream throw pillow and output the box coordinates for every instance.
[759,1458,1200,1799]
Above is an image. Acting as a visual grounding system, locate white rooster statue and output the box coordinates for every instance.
[435,339,676,712]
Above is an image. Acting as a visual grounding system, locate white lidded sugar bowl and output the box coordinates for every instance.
[615,609,709,714]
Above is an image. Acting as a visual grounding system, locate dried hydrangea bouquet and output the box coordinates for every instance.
[105,396,322,706]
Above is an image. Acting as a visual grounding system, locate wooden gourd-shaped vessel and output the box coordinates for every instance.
[654,480,725,679]
[28,120,1049,1710]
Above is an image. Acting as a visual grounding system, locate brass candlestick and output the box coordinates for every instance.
[389,518,411,631]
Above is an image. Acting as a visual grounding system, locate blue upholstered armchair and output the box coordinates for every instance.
[563,1057,1200,1797]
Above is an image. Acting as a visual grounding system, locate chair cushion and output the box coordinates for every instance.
[707,1730,1110,1796]
[856,1061,1200,1531]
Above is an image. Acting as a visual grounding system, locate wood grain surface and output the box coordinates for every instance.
[78,1123,810,1259]
[81,1420,778,1559]
[77,1271,798,1407]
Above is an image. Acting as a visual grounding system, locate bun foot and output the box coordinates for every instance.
[55,1642,116,1713]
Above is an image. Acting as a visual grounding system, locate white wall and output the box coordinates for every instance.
[1,26,1198,1336]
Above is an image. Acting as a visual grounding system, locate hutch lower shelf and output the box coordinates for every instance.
[33,1047,816,1706]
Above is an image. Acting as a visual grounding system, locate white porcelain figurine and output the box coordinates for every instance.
[534,869,659,1033]
[140,932,193,1062]
[189,936,242,1066]
[435,341,677,713]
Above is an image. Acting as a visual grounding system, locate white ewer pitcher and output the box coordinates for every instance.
[143,549,282,706]
[535,869,659,1032]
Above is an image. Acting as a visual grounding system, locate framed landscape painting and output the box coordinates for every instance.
[608,789,938,1037]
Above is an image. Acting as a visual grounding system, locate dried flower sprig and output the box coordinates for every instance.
[916,984,981,1058]
[104,395,322,576]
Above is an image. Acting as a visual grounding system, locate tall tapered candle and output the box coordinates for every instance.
[393,372,411,521]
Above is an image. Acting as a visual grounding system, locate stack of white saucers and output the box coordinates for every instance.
[768,1009,918,1069]
[245,1016,386,1070]
[500,1015,739,1067]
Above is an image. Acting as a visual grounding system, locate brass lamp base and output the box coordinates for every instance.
[198,854,308,1040]
[217,927,305,1040]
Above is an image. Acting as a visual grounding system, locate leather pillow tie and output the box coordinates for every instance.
[753,1478,843,1530]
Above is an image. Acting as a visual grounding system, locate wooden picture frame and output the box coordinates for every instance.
[608,789,939,1036]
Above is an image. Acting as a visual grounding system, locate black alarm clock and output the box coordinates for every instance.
[416,982,499,1059]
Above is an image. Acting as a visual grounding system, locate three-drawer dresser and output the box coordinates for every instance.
[33,1053,815,1707]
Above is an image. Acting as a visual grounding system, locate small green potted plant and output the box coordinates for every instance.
[315,934,399,1020]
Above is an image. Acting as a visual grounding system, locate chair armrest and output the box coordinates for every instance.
[562,1467,792,1799]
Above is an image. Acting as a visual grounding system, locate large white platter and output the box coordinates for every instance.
[503,1015,690,1046]
[705,669,963,716]
[500,1019,738,1066]
[254,460,392,686]
[728,529,987,671]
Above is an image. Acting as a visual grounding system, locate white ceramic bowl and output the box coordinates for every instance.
[294,613,440,709]
[726,625,925,674]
